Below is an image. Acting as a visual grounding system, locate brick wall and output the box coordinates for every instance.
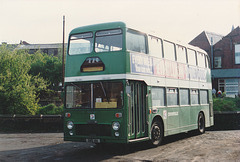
[189,31,211,54]
[213,27,240,69]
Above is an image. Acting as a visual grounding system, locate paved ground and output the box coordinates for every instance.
[0,130,239,161]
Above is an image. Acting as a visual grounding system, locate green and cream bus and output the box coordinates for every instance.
[64,22,213,146]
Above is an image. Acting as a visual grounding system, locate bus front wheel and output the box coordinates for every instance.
[150,121,163,146]
[197,112,205,134]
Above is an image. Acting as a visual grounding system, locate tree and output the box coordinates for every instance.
[29,51,62,91]
[28,51,63,103]
[0,46,47,115]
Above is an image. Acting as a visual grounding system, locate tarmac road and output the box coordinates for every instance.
[0,130,239,161]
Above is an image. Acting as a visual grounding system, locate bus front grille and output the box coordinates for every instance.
[75,124,111,136]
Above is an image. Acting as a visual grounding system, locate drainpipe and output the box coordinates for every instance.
[62,15,65,89]
[211,37,213,69]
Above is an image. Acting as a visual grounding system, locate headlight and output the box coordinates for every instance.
[115,132,120,137]
[112,122,120,131]
[67,121,74,129]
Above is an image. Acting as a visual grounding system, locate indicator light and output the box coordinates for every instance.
[115,113,122,118]
[65,113,71,118]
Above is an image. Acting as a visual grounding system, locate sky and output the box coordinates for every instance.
[0,0,239,44]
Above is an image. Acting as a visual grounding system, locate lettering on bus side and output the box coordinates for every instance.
[130,53,208,82]
[131,53,153,74]
[168,112,179,117]
[198,68,207,82]
[188,66,198,81]
[153,58,165,77]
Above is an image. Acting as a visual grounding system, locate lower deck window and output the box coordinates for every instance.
[167,88,178,106]
[66,82,123,109]
[200,90,208,104]
[191,89,199,105]
[180,89,189,105]
[152,87,165,107]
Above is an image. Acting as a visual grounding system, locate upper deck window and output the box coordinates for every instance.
[163,41,176,61]
[176,45,187,63]
[126,29,147,54]
[148,36,163,58]
[69,32,93,55]
[197,52,206,68]
[187,49,197,66]
[95,29,122,52]
[205,55,210,68]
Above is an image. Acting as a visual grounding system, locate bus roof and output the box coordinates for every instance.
[70,21,126,35]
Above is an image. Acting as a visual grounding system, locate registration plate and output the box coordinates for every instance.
[86,139,100,143]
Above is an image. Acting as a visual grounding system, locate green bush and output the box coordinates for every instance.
[0,45,48,115]
[236,98,240,108]
[37,104,63,115]
[213,97,240,112]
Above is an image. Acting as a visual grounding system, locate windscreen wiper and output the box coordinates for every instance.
[100,82,110,102]
[71,83,81,90]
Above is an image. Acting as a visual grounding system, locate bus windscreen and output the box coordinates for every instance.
[95,29,122,52]
[69,32,93,55]
[66,82,123,109]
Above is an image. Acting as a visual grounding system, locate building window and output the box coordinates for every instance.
[218,79,239,98]
[225,79,239,97]
[218,79,225,93]
[214,56,221,68]
[235,44,240,64]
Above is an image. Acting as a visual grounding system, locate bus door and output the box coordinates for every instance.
[128,82,148,140]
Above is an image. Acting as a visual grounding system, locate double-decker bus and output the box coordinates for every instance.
[64,22,214,146]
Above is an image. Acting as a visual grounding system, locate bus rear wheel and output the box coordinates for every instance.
[197,112,205,134]
[150,121,163,146]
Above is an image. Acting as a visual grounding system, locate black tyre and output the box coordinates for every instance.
[197,112,205,134]
[150,121,163,146]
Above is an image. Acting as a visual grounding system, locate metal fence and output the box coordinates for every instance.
[211,111,240,130]
[0,112,239,132]
[0,115,63,132]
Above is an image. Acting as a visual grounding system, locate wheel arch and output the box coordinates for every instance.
[199,111,206,125]
[151,115,164,136]
[197,111,206,134]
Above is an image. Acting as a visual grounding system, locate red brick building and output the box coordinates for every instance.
[190,27,240,97]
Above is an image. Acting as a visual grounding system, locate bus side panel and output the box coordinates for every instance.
[190,105,200,129]
[179,106,192,132]
[166,107,180,135]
